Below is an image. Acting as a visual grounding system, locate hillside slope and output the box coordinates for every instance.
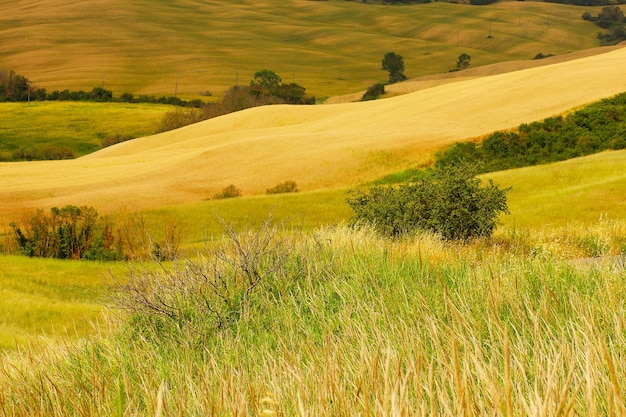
[1,45,625,223]
[0,0,603,97]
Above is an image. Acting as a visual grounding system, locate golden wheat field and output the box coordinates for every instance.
[1,45,625,227]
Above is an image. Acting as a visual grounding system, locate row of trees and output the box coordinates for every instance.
[0,72,203,107]
[0,69,315,107]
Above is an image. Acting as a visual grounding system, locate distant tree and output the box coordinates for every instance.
[598,5,625,24]
[381,52,407,84]
[90,86,113,102]
[456,53,471,70]
[586,6,626,44]
[0,70,30,101]
[250,69,282,96]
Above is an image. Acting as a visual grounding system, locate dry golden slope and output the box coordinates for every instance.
[1,45,626,220]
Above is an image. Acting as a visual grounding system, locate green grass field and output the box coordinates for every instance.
[0,102,170,159]
[0,255,123,351]
[1,221,624,415]
[0,0,604,98]
[0,1,625,413]
[1,149,622,354]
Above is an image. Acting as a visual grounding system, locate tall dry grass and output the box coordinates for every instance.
[1,220,624,416]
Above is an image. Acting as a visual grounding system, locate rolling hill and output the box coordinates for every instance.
[0,0,605,98]
[1,44,625,227]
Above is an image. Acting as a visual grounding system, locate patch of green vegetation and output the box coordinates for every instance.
[0,102,169,160]
[435,92,626,172]
[0,254,116,350]
[2,221,625,413]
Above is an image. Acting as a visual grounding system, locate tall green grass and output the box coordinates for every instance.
[0,221,624,415]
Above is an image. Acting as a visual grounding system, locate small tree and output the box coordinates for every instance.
[382,52,407,84]
[347,162,510,240]
[456,53,471,70]
[250,70,282,96]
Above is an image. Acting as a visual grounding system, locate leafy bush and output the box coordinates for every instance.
[9,205,123,260]
[213,184,242,199]
[362,83,385,101]
[347,163,510,240]
[266,180,299,194]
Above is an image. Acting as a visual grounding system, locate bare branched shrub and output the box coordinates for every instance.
[111,218,296,341]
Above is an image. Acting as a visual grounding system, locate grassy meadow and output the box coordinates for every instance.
[1,221,625,415]
[0,255,120,351]
[0,102,170,159]
[0,0,605,98]
[1,1,625,414]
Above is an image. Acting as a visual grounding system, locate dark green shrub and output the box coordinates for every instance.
[213,184,242,199]
[347,163,510,240]
[266,180,298,194]
[362,83,385,101]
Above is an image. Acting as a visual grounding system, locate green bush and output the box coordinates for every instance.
[347,163,510,240]
[362,83,385,101]
[266,180,298,194]
[9,205,123,260]
[213,184,242,199]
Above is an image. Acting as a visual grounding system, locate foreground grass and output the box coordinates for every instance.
[1,220,625,416]
[0,102,170,159]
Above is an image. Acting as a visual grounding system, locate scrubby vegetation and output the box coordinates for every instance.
[266,180,299,195]
[1,219,625,415]
[158,70,315,132]
[347,163,510,240]
[9,206,123,261]
[436,92,626,173]
[361,83,386,101]
[583,6,626,45]
[212,184,243,200]
[6,207,185,262]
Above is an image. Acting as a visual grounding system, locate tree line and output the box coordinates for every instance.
[0,70,204,107]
